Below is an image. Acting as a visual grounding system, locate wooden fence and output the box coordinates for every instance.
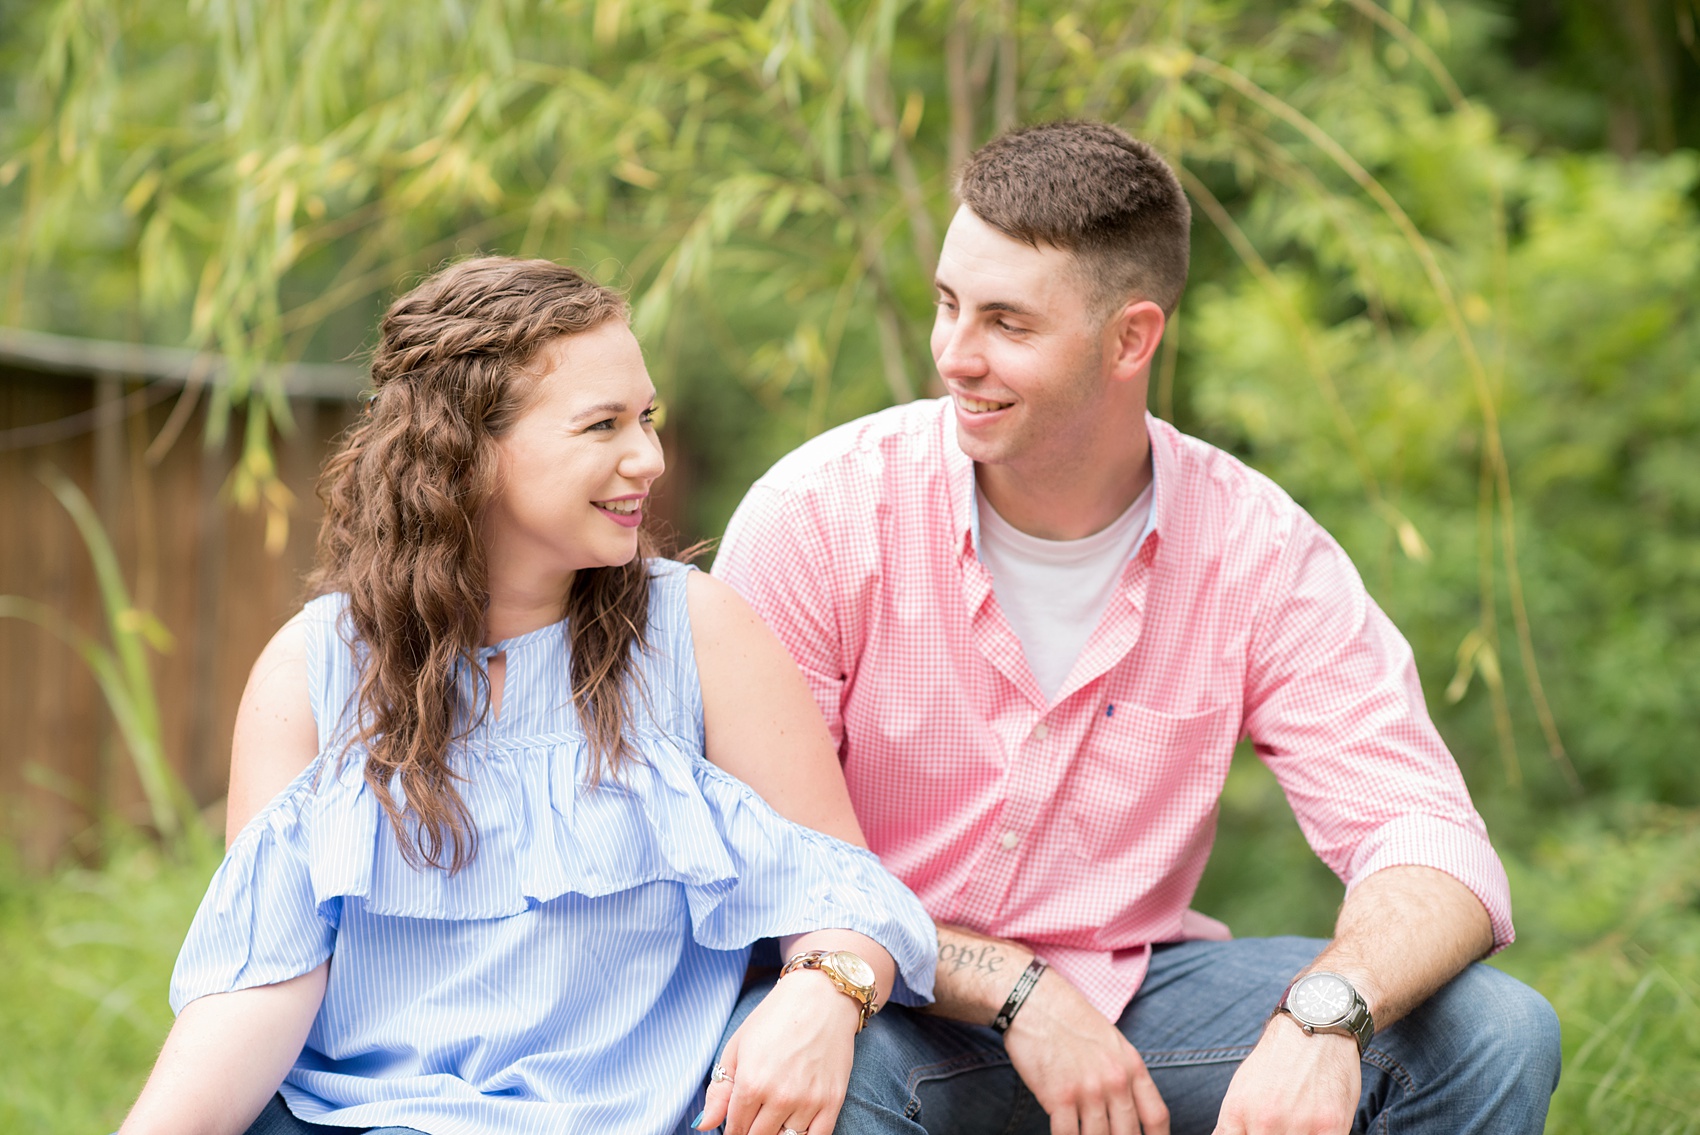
[0,329,364,866]
[1,327,698,867]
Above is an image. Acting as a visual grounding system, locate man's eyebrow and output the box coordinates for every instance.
[932,280,1039,318]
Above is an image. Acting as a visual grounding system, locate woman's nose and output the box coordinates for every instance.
[622,424,666,482]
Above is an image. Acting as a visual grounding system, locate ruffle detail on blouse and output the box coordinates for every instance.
[300,730,742,924]
[169,760,337,1012]
[686,756,938,1006]
[175,724,934,1009]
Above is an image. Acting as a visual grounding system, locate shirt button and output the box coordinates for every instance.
[1032,722,1048,741]
[1000,831,1020,850]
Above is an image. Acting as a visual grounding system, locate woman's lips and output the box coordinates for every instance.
[592,498,645,528]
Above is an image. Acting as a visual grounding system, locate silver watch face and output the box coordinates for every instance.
[1290,973,1354,1026]
[830,951,876,990]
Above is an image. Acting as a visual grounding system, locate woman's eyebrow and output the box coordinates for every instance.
[570,401,628,423]
[568,392,658,424]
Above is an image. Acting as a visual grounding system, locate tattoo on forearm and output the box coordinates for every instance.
[937,941,1008,977]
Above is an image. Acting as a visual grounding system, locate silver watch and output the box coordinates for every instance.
[1274,971,1375,1055]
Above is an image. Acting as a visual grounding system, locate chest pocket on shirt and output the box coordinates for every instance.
[1066,703,1232,862]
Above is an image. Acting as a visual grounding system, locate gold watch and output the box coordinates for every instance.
[780,949,880,1032]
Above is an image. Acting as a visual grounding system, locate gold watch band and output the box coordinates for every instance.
[781,949,879,1032]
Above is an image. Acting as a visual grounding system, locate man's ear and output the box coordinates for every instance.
[1106,300,1167,383]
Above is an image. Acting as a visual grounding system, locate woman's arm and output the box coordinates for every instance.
[687,571,866,846]
[120,964,329,1135]
[224,616,318,842]
[121,617,329,1135]
[689,572,904,1135]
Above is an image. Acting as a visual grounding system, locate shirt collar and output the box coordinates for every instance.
[947,403,1171,563]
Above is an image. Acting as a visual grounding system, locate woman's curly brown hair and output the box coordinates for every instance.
[306,256,655,872]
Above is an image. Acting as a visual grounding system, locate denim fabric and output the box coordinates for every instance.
[242,1093,420,1135]
[720,937,1561,1135]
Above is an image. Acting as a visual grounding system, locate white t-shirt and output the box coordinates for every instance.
[975,482,1153,701]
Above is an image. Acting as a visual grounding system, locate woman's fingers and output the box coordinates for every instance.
[734,1098,822,1135]
[807,1094,844,1135]
[696,1036,740,1131]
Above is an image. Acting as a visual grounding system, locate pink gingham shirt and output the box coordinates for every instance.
[714,398,1514,1020]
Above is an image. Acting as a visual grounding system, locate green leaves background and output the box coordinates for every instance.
[1,0,1697,1128]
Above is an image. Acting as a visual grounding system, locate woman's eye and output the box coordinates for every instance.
[645,402,667,429]
[587,418,615,431]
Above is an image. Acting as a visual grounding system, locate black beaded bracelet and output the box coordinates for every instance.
[992,957,1048,1034]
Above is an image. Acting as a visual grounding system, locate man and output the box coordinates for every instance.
[711,121,1560,1135]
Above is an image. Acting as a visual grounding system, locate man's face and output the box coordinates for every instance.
[930,206,1113,471]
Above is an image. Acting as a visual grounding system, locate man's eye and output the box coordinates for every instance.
[997,320,1026,334]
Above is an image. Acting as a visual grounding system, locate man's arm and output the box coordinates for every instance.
[1218,505,1509,1133]
[1214,865,1492,1135]
[925,923,1171,1135]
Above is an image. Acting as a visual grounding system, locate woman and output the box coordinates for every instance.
[120,258,935,1135]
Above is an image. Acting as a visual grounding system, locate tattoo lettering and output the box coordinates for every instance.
[937,942,1008,977]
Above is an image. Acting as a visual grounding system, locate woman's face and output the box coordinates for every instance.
[484,322,665,587]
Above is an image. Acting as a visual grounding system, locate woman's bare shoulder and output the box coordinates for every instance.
[224,614,320,843]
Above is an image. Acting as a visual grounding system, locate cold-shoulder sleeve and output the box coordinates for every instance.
[169,762,336,1012]
[688,758,937,1007]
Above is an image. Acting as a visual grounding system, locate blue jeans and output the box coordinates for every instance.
[242,1094,420,1135]
[721,937,1561,1135]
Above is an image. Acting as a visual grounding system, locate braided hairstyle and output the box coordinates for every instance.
[307,256,654,872]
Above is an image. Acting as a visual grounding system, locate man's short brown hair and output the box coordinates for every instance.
[956,121,1191,317]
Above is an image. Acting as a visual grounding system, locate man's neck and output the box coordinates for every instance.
[976,417,1153,541]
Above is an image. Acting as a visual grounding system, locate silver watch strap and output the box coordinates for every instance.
[1275,973,1375,1056]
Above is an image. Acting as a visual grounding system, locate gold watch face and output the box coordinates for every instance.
[828,950,876,992]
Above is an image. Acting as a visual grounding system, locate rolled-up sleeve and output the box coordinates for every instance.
[1243,512,1514,951]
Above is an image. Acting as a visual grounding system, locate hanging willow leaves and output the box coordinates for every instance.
[12,0,1688,792]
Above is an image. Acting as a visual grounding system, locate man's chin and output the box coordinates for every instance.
[953,421,1015,467]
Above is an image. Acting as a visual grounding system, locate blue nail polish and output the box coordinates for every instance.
[691,1111,705,1129]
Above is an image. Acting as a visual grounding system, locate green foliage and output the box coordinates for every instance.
[0,470,208,846]
[2,2,1697,1130]
[1184,140,1700,806]
[1501,807,1700,1133]
[1198,755,1700,1134]
[0,837,219,1134]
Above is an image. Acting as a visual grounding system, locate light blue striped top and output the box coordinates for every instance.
[170,560,936,1135]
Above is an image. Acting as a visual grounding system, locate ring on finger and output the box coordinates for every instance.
[710,1063,733,1085]
[780,1128,805,1135]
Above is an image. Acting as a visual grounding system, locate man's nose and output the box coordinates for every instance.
[934,321,986,379]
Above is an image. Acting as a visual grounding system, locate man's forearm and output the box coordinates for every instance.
[921,922,1035,1025]
[1303,864,1494,1029]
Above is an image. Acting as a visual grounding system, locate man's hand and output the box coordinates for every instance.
[1002,968,1170,1135]
[923,923,1169,1135]
[1212,1015,1359,1135]
[1212,865,1497,1134]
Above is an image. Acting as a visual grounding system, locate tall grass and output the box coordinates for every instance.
[0,469,206,848]
[2,780,1693,1131]
[0,836,217,1133]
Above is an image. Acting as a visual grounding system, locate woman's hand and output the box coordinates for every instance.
[696,967,863,1135]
